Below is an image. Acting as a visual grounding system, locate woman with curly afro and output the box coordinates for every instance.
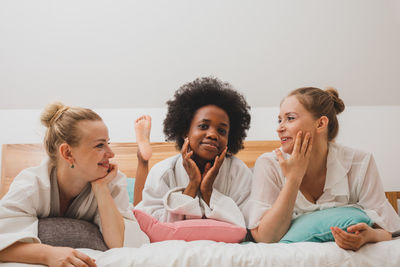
[135,77,252,228]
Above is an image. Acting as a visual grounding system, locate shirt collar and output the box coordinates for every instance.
[324,142,354,196]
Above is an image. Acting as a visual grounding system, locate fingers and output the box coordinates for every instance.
[300,132,311,155]
[181,138,194,165]
[305,135,313,157]
[275,148,284,164]
[220,146,228,159]
[215,147,228,167]
[347,223,368,233]
[331,227,354,250]
[292,131,302,155]
[74,250,97,267]
[203,162,212,177]
[333,227,359,241]
[331,227,362,251]
[181,138,189,157]
[69,257,89,267]
[108,163,118,174]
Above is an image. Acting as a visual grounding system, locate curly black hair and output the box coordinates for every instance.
[163,77,251,155]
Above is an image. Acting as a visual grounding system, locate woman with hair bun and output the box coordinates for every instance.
[0,102,148,266]
[247,87,400,250]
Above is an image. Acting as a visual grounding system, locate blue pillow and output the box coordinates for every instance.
[279,206,373,243]
[126,178,135,204]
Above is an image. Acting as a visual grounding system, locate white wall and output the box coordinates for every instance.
[1,106,399,191]
[0,0,400,108]
[1,1,399,193]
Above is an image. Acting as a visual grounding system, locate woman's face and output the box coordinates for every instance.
[69,120,115,181]
[277,96,318,154]
[186,105,230,165]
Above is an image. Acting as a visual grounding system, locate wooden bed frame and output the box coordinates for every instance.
[1,141,399,213]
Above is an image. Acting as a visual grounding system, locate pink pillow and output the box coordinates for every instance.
[133,209,247,243]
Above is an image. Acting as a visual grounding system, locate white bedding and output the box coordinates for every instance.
[2,238,399,267]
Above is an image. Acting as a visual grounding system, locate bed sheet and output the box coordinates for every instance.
[1,238,399,267]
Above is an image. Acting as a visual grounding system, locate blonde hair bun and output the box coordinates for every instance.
[40,101,68,128]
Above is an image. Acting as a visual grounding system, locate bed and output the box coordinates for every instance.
[1,141,400,267]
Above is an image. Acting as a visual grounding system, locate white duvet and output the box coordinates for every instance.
[2,238,399,267]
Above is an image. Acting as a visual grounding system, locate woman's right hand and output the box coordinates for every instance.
[181,138,201,197]
[275,131,312,186]
[46,246,97,267]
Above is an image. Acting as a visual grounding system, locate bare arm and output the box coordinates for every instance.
[91,164,125,248]
[0,242,96,267]
[252,132,312,243]
[251,179,301,243]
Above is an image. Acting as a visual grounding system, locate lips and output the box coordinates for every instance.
[200,141,219,151]
[280,137,292,144]
[98,161,110,169]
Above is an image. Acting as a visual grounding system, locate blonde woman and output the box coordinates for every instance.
[247,87,400,250]
[0,102,148,266]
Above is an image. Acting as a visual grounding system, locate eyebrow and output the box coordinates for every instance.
[93,138,109,143]
[199,119,229,127]
[278,112,298,118]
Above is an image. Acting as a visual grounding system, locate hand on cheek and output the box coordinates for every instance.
[200,147,228,205]
[276,131,312,186]
[182,138,202,198]
[91,163,118,192]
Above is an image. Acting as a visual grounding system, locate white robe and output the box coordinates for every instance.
[136,154,252,228]
[0,158,149,251]
[245,142,400,233]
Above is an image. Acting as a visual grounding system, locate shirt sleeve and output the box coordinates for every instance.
[200,158,252,228]
[93,171,149,247]
[136,164,203,222]
[245,153,284,229]
[0,171,42,251]
[352,153,400,233]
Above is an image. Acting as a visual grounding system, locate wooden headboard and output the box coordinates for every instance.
[0,141,281,199]
[1,141,399,214]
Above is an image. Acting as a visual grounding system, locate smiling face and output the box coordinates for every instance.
[186,105,230,165]
[69,120,115,181]
[277,96,319,154]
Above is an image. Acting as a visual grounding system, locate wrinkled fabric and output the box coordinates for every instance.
[0,157,149,251]
[245,142,400,233]
[136,155,252,227]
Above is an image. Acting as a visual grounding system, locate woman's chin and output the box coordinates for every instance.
[281,146,293,155]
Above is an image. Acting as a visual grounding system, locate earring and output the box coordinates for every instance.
[71,163,74,169]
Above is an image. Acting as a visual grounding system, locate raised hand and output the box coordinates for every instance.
[200,147,228,205]
[275,131,312,186]
[181,138,201,197]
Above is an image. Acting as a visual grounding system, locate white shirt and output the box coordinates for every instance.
[245,142,400,233]
[0,157,149,251]
[136,154,252,228]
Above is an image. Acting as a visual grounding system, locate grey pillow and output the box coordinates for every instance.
[38,217,108,251]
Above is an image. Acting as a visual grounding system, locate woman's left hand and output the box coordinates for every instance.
[200,147,228,205]
[91,163,118,192]
[330,223,373,251]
